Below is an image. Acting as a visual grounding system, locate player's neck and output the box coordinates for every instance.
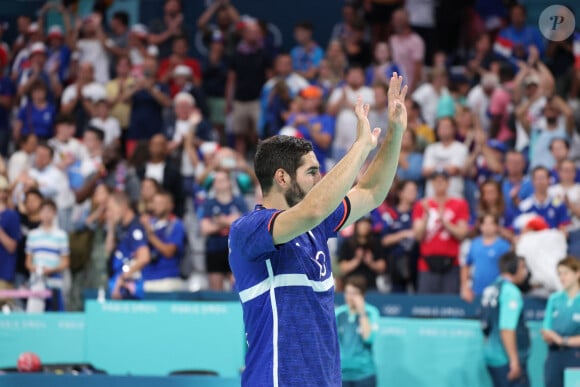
[261,193,289,211]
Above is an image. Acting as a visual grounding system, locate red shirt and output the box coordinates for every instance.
[412,198,469,272]
[157,58,202,96]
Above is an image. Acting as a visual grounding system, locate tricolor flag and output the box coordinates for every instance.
[493,35,514,59]
[574,32,580,70]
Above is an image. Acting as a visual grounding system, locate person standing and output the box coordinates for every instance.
[335,275,380,387]
[228,74,407,386]
[481,252,530,387]
[542,257,580,387]
[0,176,21,308]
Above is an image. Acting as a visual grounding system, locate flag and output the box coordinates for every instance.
[493,35,514,59]
[574,32,580,70]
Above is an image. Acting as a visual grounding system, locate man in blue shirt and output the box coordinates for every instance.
[290,21,324,81]
[496,4,545,61]
[106,191,150,299]
[229,74,407,386]
[0,60,14,156]
[0,176,22,308]
[141,191,185,292]
[482,252,530,387]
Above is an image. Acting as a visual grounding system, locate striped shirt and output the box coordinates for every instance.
[26,226,69,277]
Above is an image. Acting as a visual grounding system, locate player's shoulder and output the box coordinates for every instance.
[231,208,278,233]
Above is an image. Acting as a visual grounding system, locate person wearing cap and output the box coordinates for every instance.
[45,25,71,83]
[158,35,201,86]
[74,13,110,84]
[481,252,530,387]
[286,85,334,174]
[466,72,498,133]
[0,175,22,309]
[542,257,580,387]
[412,169,469,294]
[16,41,62,107]
[127,23,152,77]
[170,64,210,118]
[513,166,570,233]
[11,20,45,80]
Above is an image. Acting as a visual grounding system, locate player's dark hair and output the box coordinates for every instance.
[254,135,313,195]
[499,251,522,275]
[345,275,368,294]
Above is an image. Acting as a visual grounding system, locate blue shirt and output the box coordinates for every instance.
[17,102,56,139]
[396,152,423,183]
[142,216,185,281]
[365,63,405,86]
[466,236,511,295]
[229,198,351,387]
[290,44,324,74]
[550,167,580,185]
[0,210,21,282]
[515,195,571,230]
[0,76,15,132]
[128,83,169,140]
[497,26,545,59]
[26,226,69,284]
[502,177,534,214]
[543,291,580,337]
[202,196,248,253]
[287,113,335,174]
[335,303,380,381]
[376,206,415,258]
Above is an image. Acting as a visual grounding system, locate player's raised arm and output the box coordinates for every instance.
[270,97,381,245]
[343,72,408,227]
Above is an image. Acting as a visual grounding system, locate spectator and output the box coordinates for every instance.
[158,35,202,88]
[202,36,229,134]
[389,8,425,92]
[45,25,71,85]
[396,129,424,188]
[422,117,468,198]
[123,57,172,157]
[71,13,110,84]
[101,141,141,204]
[15,189,42,292]
[343,19,373,68]
[105,11,130,67]
[148,0,188,59]
[502,150,534,215]
[338,216,386,291]
[0,50,14,157]
[327,64,374,161]
[105,55,135,134]
[380,180,419,293]
[60,62,103,138]
[196,0,240,59]
[84,184,110,289]
[466,72,498,134]
[465,131,505,189]
[286,86,334,173]
[519,95,574,170]
[141,190,185,292]
[16,42,62,107]
[412,170,469,294]
[89,98,121,146]
[549,138,580,184]
[335,275,380,387]
[324,40,348,89]
[48,114,88,172]
[368,82,389,146]
[200,169,248,290]
[136,134,184,217]
[7,134,37,183]
[12,22,45,83]
[0,176,21,307]
[25,143,61,202]
[25,199,70,311]
[495,4,545,61]
[14,80,56,141]
[474,179,514,240]
[461,213,511,302]
[138,177,161,216]
[466,33,496,84]
[365,41,405,86]
[412,67,449,128]
[127,24,151,78]
[548,159,580,257]
[170,65,210,117]
[106,191,150,300]
[262,80,292,140]
[291,21,324,81]
[488,65,515,145]
[405,98,434,152]
[226,20,273,156]
[515,166,570,232]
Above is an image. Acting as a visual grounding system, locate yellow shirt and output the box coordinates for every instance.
[105,77,135,129]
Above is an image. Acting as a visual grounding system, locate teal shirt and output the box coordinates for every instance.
[543,291,580,337]
[335,303,380,381]
[484,279,525,367]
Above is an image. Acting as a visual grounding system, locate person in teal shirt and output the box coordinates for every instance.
[335,275,380,387]
[542,256,580,387]
[481,252,530,387]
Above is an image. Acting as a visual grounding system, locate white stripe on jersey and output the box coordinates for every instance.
[266,259,279,387]
[238,273,335,303]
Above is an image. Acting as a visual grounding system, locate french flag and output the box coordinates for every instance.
[574,32,580,70]
[493,36,514,59]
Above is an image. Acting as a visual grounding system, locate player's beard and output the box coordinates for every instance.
[284,180,307,208]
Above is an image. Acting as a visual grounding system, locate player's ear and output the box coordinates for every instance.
[273,168,290,189]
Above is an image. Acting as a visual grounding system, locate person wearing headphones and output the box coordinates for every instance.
[481,252,530,387]
[542,256,580,387]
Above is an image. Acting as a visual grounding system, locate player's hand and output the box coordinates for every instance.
[353,96,380,152]
[387,72,407,133]
[353,294,366,315]
[507,361,521,381]
[460,285,474,303]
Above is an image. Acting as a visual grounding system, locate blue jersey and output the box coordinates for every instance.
[142,216,185,281]
[201,196,248,253]
[0,209,21,282]
[229,198,351,387]
[466,237,511,295]
[515,196,571,230]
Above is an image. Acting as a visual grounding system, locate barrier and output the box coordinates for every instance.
[0,375,241,387]
[0,298,550,387]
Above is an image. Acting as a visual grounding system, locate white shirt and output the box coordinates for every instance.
[29,165,75,209]
[328,86,375,155]
[61,82,106,106]
[548,183,580,230]
[145,162,165,184]
[8,150,33,183]
[412,83,449,128]
[172,119,195,176]
[423,141,469,198]
[466,85,491,133]
[48,137,88,166]
[90,116,121,146]
[77,39,110,84]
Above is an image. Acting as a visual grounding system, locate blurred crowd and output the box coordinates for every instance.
[0,0,579,311]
